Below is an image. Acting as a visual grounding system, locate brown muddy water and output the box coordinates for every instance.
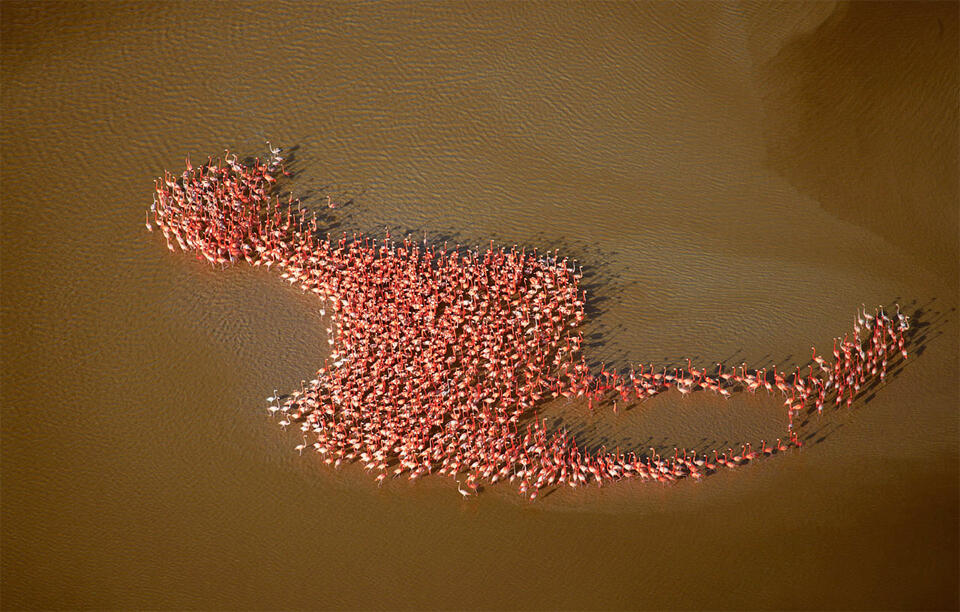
[2,2,957,609]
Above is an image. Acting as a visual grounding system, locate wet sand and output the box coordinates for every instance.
[2,1,957,609]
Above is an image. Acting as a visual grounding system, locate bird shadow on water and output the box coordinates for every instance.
[502,297,949,499]
[238,146,952,496]
[251,143,634,366]
[519,297,950,473]
[795,297,951,427]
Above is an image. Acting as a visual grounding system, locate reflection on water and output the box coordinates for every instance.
[1,1,957,609]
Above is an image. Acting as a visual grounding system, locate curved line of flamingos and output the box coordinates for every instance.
[147,146,910,500]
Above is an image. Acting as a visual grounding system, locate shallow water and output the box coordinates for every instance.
[2,2,957,609]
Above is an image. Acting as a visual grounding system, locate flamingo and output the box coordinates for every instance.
[147,146,908,500]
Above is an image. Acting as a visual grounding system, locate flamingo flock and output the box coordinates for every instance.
[147,146,911,500]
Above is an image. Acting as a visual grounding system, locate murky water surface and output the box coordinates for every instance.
[2,2,957,609]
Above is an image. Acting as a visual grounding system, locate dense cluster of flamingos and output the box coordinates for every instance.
[147,146,910,500]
